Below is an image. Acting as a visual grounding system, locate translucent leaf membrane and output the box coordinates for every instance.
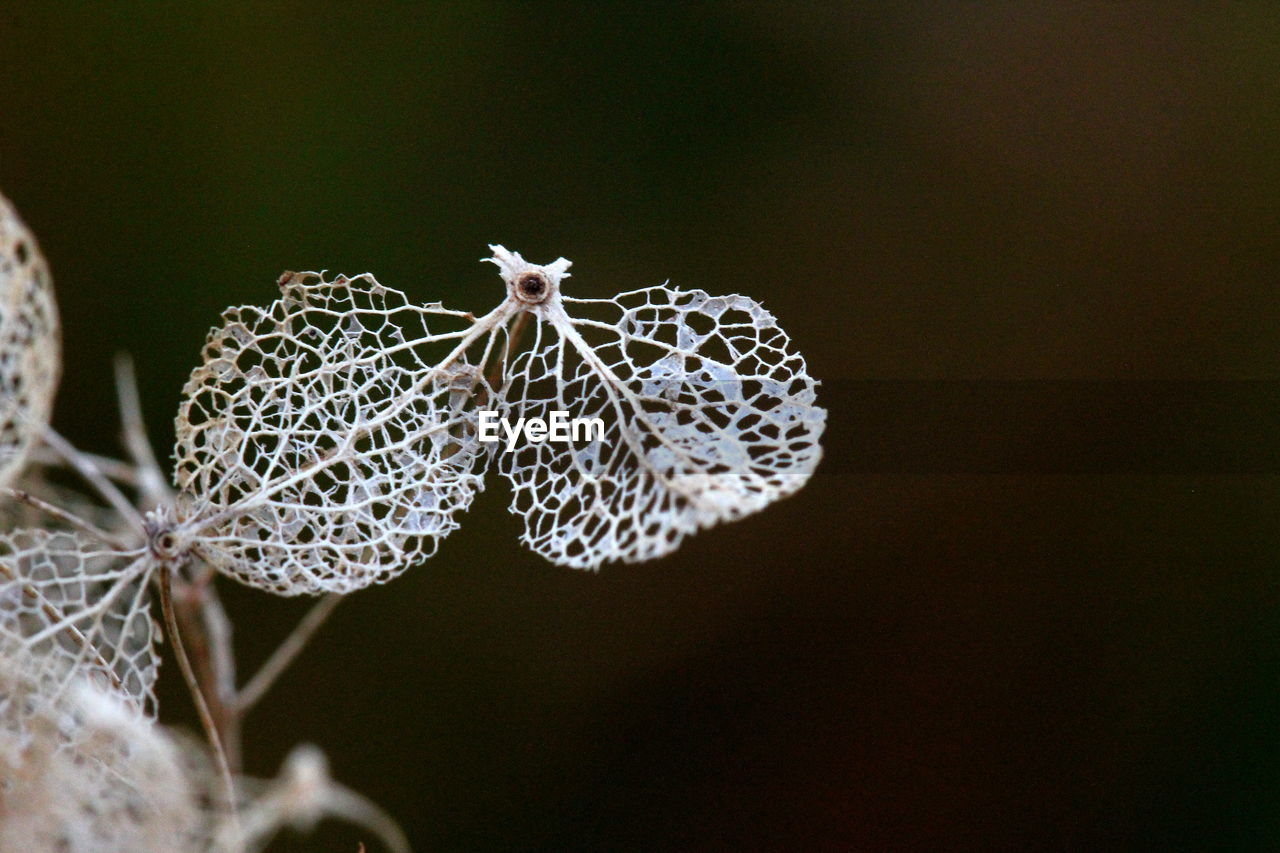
[0,653,205,853]
[501,284,826,568]
[0,191,60,488]
[0,529,157,714]
[173,272,490,595]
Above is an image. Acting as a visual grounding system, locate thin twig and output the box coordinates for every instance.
[160,565,240,835]
[113,352,173,508]
[486,309,529,390]
[172,576,243,772]
[28,444,142,486]
[217,747,410,853]
[200,583,241,763]
[0,487,129,549]
[236,593,342,713]
[318,780,412,853]
[41,427,146,534]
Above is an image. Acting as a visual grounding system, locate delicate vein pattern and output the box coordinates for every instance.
[173,272,489,595]
[0,654,205,853]
[0,528,157,714]
[0,191,60,488]
[491,249,826,568]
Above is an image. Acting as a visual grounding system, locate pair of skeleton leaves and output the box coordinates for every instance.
[170,245,825,591]
[3,241,824,715]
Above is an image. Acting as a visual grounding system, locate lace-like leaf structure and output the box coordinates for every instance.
[491,249,826,567]
[0,191,61,488]
[173,250,824,590]
[172,273,490,595]
[0,529,157,717]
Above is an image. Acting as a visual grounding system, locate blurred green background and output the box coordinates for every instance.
[3,3,1280,850]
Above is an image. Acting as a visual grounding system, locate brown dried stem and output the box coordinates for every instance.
[159,565,240,834]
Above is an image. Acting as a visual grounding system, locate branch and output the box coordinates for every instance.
[237,593,342,714]
[160,565,240,835]
[113,352,173,508]
[41,427,146,534]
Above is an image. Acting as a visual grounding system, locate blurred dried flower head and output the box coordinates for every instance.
[0,192,60,489]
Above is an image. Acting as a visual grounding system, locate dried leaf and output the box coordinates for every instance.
[0,528,157,714]
[173,272,490,595]
[0,192,60,488]
[489,248,826,568]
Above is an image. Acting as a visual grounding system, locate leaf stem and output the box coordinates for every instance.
[237,593,342,714]
[113,352,173,508]
[41,427,146,534]
[160,565,240,835]
[0,487,129,548]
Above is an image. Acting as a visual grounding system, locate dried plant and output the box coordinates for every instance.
[0,650,208,853]
[0,186,825,851]
[172,273,489,595]
[486,247,825,566]
[0,193,59,489]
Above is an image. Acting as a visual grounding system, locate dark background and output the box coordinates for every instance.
[3,4,1279,850]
